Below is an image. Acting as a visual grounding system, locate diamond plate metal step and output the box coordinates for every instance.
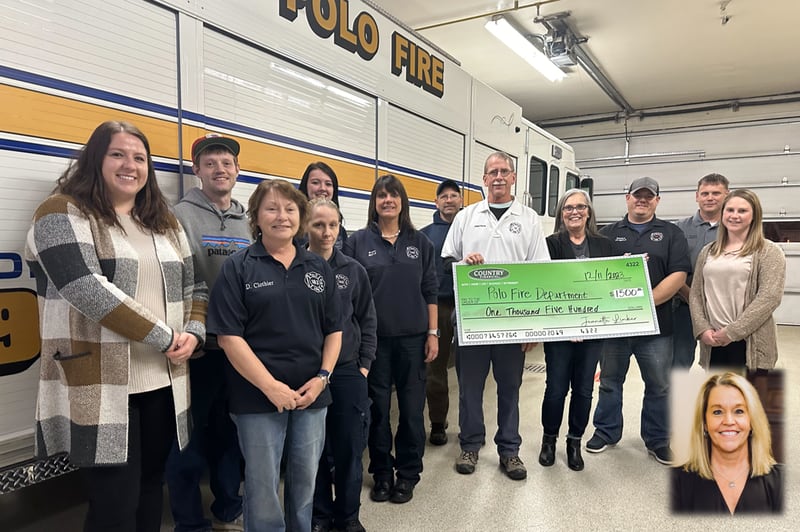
[0,453,75,494]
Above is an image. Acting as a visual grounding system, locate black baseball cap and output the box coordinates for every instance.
[436,179,461,196]
[191,133,240,163]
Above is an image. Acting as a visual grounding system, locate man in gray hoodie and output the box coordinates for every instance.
[166,134,251,532]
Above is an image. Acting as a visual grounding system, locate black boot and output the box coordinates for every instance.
[567,437,584,471]
[538,434,556,466]
[429,422,448,446]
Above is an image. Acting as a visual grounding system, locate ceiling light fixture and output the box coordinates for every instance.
[484,15,566,82]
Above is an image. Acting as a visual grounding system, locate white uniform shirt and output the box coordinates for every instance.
[442,198,550,262]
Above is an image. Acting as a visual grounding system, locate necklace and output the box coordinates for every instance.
[381,230,400,239]
[712,464,749,488]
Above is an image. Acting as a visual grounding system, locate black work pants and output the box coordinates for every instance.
[367,334,427,484]
[81,386,175,532]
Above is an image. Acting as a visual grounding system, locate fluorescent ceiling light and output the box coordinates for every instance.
[485,16,566,82]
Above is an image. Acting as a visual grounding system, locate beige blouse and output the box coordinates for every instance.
[702,252,752,331]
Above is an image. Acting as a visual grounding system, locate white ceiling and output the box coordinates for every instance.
[374,0,800,125]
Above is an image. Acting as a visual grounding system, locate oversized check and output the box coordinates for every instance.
[453,255,659,345]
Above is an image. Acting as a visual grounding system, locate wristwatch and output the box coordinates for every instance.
[427,329,441,338]
[317,369,330,388]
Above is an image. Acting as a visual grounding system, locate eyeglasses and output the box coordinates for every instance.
[485,168,512,177]
[562,204,588,213]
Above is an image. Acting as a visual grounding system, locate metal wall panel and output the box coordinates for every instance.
[0,0,178,107]
[565,114,800,324]
[385,105,464,228]
[575,119,800,223]
[471,80,524,157]
[775,244,799,325]
[203,29,377,160]
[0,153,72,466]
[177,0,472,132]
[385,106,463,179]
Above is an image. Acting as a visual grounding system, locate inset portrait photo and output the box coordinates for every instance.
[670,370,784,514]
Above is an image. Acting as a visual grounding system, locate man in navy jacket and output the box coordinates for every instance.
[420,179,462,445]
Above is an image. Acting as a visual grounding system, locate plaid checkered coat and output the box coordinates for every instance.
[24,194,207,467]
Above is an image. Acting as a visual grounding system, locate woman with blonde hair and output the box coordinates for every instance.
[689,189,785,372]
[307,198,376,532]
[672,372,782,513]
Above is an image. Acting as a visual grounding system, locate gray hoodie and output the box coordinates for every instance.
[173,188,251,346]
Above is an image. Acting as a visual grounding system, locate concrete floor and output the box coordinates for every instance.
[2,326,799,531]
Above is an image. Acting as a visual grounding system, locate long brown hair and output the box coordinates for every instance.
[299,161,341,206]
[708,189,765,258]
[55,121,177,233]
[367,175,415,233]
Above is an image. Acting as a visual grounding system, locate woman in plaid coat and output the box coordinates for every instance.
[25,121,207,532]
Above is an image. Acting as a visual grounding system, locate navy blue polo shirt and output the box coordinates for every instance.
[328,248,377,371]
[207,241,342,414]
[600,216,691,336]
[343,223,438,337]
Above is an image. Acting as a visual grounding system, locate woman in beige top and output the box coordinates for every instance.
[689,189,786,373]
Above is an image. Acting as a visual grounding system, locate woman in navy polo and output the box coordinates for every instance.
[343,175,438,504]
[208,179,342,531]
[307,198,377,532]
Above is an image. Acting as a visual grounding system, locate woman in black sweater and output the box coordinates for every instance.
[539,189,614,471]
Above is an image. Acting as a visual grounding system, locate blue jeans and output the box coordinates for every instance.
[313,361,370,528]
[233,408,327,532]
[456,342,525,457]
[671,299,697,369]
[368,334,427,483]
[541,340,602,438]
[166,352,243,531]
[592,335,672,450]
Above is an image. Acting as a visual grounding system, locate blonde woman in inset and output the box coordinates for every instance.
[671,372,782,514]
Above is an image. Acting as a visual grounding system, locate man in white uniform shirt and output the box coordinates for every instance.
[442,151,550,480]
